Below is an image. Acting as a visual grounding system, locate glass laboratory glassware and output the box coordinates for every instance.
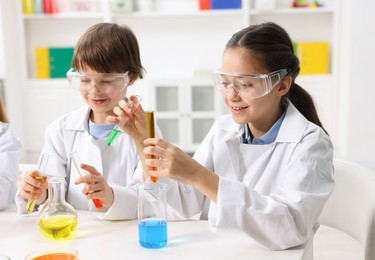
[146,111,158,183]
[38,177,78,240]
[25,248,78,260]
[137,181,168,249]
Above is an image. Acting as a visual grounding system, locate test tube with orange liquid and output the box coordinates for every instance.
[146,111,158,183]
[70,151,103,210]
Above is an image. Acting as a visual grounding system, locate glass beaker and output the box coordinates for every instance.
[38,177,78,240]
[137,182,168,249]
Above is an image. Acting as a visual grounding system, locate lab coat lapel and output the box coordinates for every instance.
[239,143,276,187]
[224,134,276,184]
[225,139,241,180]
[81,135,103,174]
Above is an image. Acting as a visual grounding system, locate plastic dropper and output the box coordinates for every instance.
[25,153,49,213]
[106,95,142,146]
[146,111,158,183]
[70,151,103,210]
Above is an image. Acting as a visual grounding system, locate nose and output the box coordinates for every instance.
[228,84,240,96]
[88,80,105,94]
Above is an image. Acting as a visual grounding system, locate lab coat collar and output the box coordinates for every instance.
[64,105,91,132]
[219,100,309,144]
[276,102,309,143]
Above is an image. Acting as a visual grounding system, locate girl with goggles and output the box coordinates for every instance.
[111,22,334,250]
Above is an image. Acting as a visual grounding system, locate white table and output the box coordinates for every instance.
[0,206,312,260]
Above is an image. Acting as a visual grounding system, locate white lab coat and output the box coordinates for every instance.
[15,106,144,220]
[166,101,334,250]
[0,122,21,210]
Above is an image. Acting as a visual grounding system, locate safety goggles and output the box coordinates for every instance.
[213,69,288,99]
[66,68,130,95]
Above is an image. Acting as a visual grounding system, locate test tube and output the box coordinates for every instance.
[70,151,103,210]
[25,153,49,213]
[106,95,142,146]
[146,111,158,183]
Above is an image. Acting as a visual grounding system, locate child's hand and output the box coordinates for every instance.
[19,170,48,204]
[107,95,147,143]
[74,164,114,207]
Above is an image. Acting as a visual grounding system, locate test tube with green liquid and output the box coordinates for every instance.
[25,153,49,213]
[106,95,142,146]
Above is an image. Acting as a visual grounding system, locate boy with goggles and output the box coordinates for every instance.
[16,23,151,220]
[111,22,334,250]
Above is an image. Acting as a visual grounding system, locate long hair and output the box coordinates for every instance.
[225,22,327,134]
[0,96,9,123]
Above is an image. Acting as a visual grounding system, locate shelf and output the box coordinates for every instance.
[124,9,242,17]
[25,78,69,88]
[251,7,334,15]
[23,9,243,20]
[23,13,105,20]
[8,0,340,159]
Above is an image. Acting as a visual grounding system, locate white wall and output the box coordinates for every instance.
[0,1,26,157]
[0,1,5,78]
[337,0,375,170]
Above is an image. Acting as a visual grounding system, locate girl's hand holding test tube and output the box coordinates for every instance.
[109,95,158,181]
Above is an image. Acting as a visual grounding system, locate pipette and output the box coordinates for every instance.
[70,151,103,210]
[146,111,158,183]
[106,95,142,146]
[25,153,49,214]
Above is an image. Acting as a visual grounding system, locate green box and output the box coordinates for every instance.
[49,47,74,79]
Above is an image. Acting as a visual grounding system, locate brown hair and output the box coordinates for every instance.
[72,22,145,80]
[226,22,327,134]
[0,97,9,123]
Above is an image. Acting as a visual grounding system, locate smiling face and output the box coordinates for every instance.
[80,66,129,124]
[220,47,289,137]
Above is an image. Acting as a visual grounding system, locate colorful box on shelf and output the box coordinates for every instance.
[211,0,241,9]
[110,0,135,13]
[294,42,329,75]
[199,0,211,10]
[35,47,74,79]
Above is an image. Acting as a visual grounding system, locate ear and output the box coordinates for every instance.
[127,73,137,87]
[276,75,292,96]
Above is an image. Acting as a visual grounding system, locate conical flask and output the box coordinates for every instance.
[38,177,78,240]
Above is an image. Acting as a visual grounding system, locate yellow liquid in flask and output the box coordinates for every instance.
[39,215,78,240]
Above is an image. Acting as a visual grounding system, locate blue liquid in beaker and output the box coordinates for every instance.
[138,219,167,249]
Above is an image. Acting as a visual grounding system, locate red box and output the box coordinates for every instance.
[199,0,211,10]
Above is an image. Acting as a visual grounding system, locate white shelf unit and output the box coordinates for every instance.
[2,0,340,160]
